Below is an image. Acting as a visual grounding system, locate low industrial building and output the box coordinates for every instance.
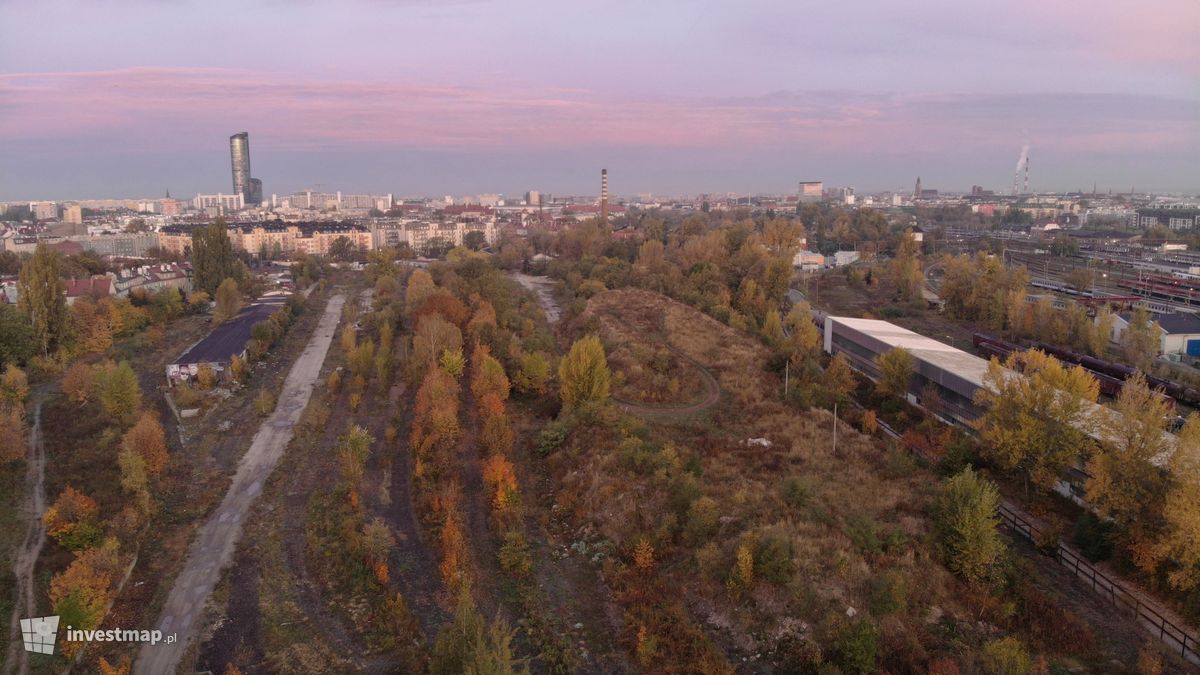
[819,315,1177,500]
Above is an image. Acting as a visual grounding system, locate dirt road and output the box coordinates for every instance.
[3,395,48,675]
[511,273,561,324]
[134,293,347,675]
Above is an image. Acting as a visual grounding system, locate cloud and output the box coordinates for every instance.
[3,67,1195,162]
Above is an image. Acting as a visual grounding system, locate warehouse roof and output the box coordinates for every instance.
[172,302,280,367]
[830,317,992,387]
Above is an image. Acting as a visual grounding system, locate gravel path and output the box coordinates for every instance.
[134,293,347,675]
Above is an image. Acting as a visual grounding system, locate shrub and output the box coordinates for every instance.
[755,531,793,585]
[173,382,202,408]
[684,496,719,544]
[535,420,568,456]
[781,477,811,509]
[498,530,532,577]
[979,637,1031,675]
[1071,511,1114,562]
[832,617,879,674]
[869,571,908,616]
[255,390,276,416]
[846,513,882,556]
[196,363,216,390]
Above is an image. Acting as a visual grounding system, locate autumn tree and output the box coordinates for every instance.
[890,232,922,303]
[121,409,169,477]
[1153,416,1200,590]
[213,278,242,323]
[362,517,396,584]
[471,346,510,403]
[95,360,141,424]
[513,352,550,396]
[875,346,915,399]
[411,314,464,380]
[71,297,119,354]
[44,486,102,551]
[17,242,69,355]
[49,539,121,654]
[0,407,26,462]
[931,468,1003,583]
[63,361,94,404]
[761,309,784,349]
[405,269,437,314]
[1090,304,1116,356]
[0,364,29,408]
[975,349,1099,496]
[0,305,38,369]
[785,303,821,367]
[348,339,377,379]
[823,352,857,403]
[1123,306,1160,372]
[334,425,371,508]
[431,588,524,675]
[559,334,611,410]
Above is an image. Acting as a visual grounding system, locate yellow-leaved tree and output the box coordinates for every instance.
[559,335,610,410]
[975,349,1099,497]
[1154,415,1200,591]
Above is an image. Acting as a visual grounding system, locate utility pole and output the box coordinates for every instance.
[830,398,840,451]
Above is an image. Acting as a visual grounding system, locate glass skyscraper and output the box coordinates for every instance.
[229,132,257,205]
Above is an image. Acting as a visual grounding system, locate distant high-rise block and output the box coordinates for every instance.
[249,178,263,207]
[63,205,83,224]
[798,181,823,202]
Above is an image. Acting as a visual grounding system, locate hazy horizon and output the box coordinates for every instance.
[2,0,1198,201]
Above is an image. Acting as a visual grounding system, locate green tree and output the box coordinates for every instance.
[328,235,357,261]
[17,243,69,355]
[975,349,1099,496]
[932,468,1004,583]
[463,230,487,251]
[95,361,141,424]
[191,220,237,296]
[875,347,914,399]
[213,277,242,323]
[0,305,37,367]
[558,335,611,410]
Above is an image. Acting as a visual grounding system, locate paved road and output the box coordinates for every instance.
[3,394,48,675]
[134,293,347,675]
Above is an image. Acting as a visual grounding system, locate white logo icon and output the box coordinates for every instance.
[20,615,60,654]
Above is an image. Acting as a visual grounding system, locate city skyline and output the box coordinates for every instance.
[1,0,1198,200]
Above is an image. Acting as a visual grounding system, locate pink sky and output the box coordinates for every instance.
[1,0,1196,198]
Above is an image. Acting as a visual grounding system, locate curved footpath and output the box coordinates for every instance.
[3,392,49,675]
[134,293,347,675]
[611,340,722,418]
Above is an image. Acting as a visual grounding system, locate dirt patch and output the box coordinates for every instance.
[196,549,265,673]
